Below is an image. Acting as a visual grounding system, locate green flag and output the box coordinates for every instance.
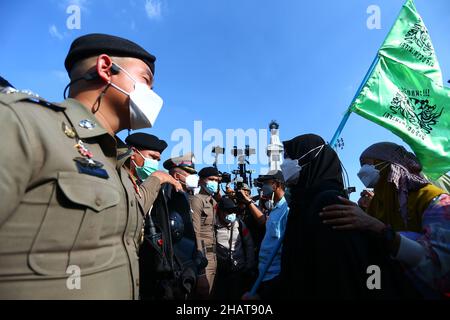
[351,56,450,180]
[349,0,450,180]
[379,0,443,84]
[426,173,450,193]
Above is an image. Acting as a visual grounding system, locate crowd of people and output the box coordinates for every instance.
[124,130,450,300]
[0,33,449,300]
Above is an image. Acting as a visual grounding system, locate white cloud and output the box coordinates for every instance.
[65,0,88,9]
[58,0,90,13]
[49,25,64,40]
[52,70,70,83]
[145,0,162,19]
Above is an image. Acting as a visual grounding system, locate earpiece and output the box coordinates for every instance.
[83,71,98,81]
[111,63,121,75]
[63,64,120,99]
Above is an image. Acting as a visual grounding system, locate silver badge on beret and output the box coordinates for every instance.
[79,119,96,130]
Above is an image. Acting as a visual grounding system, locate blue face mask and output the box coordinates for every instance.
[204,180,219,195]
[262,184,274,197]
[225,213,237,224]
[134,150,159,181]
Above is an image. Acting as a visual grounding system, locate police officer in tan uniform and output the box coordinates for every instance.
[125,132,168,193]
[0,33,181,299]
[165,152,198,194]
[189,166,221,299]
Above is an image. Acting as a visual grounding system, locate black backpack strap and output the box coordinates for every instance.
[158,187,176,276]
[145,187,176,278]
[237,219,247,259]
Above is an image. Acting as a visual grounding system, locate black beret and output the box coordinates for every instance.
[198,166,220,179]
[257,170,285,184]
[218,197,238,211]
[125,133,167,153]
[65,33,156,74]
[0,76,14,89]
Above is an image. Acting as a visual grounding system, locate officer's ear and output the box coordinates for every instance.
[96,54,115,83]
[130,147,137,161]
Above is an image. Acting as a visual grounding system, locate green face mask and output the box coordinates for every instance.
[133,150,159,181]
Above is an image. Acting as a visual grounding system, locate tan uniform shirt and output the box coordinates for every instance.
[189,192,217,293]
[0,93,161,299]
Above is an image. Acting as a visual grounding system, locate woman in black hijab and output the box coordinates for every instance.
[277,134,417,299]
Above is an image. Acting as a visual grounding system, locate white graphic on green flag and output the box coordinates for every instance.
[379,0,443,84]
[351,56,450,180]
[348,0,450,180]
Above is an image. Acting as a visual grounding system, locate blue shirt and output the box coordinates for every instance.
[258,196,289,282]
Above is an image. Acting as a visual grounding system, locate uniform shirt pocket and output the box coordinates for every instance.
[28,172,121,276]
[57,171,120,212]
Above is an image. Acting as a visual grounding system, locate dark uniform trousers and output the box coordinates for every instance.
[0,93,161,299]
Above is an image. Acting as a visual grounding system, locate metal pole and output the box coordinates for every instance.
[329,54,380,148]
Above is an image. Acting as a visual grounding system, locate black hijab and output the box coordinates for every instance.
[283,134,344,210]
[278,135,420,300]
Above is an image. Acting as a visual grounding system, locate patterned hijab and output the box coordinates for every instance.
[360,142,429,226]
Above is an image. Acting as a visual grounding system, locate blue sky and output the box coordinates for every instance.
[1,0,449,200]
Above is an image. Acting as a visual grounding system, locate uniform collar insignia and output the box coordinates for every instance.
[60,98,108,139]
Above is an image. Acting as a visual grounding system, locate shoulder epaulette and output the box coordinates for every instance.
[0,92,66,111]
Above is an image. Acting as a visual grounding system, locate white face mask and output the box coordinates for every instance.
[192,186,201,195]
[281,144,324,185]
[358,162,389,188]
[357,165,380,188]
[109,63,163,130]
[357,162,388,188]
[280,158,302,185]
[185,174,199,189]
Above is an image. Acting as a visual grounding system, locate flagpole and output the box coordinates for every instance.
[329,53,380,148]
[250,55,380,295]
[252,1,402,295]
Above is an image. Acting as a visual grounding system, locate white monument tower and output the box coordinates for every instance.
[267,121,284,171]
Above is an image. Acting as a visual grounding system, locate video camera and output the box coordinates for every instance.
[221,172,232,184]
[211,145,256,203]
